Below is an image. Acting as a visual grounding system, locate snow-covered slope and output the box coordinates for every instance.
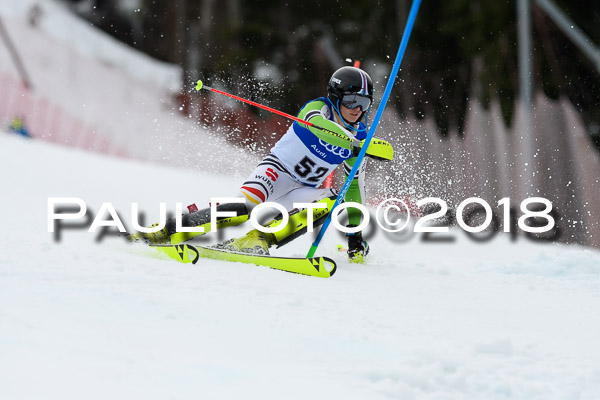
[2,132,600,399]
[2,2,600,398]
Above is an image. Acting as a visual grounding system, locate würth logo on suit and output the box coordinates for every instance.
[265,168,279,181]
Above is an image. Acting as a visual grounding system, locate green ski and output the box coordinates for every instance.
[150,244,337,278]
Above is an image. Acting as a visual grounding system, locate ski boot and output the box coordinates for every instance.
[128,203,249,245]
[346,226,369,263]
[216,229,275,255]
[215,195,338,255]
[128,223,170,244]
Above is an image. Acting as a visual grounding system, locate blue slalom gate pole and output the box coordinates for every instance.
[307,0,422,258]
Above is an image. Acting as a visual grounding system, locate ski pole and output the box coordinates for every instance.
[195,80,360,147]
[306,0,422,258]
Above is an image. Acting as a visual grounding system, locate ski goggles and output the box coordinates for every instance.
[340,93,372,111]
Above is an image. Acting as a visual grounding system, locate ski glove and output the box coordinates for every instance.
[353,138,394,161]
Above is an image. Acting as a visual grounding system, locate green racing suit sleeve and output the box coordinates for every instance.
[296,99,357,149]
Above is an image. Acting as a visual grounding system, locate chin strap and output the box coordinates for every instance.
[333,98,370,133]
[333,99,360,131]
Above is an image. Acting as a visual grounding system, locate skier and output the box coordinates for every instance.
[131,66,393,263]
[8,117,30,138]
